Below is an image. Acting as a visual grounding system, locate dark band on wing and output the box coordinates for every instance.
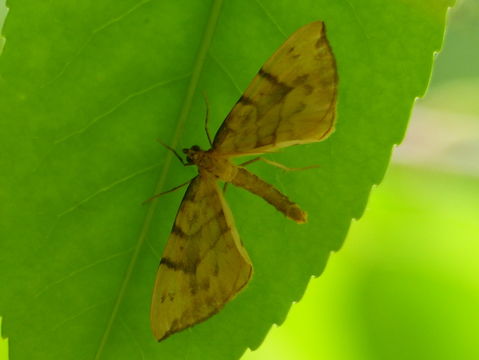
[160,257,196,274]
[171,224,186,237]
[258,68,281,85]
[237,95,254,105]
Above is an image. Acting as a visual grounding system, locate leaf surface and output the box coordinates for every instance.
[0,0,454,359]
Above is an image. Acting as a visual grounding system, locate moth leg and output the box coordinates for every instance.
[238,157,262,167]
[202,92,213,147]
[240,157,319,172]
[223,182,229,193]
[143,179,192,204]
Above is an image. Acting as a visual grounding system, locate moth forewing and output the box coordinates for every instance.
[212,21,337,156]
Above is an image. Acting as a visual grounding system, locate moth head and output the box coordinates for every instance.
[182,145,202,164]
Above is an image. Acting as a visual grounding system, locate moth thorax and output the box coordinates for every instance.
[207,157,237,182]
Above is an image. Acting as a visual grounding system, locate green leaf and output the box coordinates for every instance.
[0,0,454,359]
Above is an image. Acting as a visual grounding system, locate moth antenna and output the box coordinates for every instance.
[201,92,213,147]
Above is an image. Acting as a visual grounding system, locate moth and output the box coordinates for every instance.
[150,21,337,341]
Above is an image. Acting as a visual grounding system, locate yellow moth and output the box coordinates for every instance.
[150,21,338,341]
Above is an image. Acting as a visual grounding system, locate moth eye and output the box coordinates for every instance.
[191,145,200,151]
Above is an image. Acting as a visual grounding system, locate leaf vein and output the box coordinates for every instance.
[50,299,113,333]
[54,74,190,145]
[342,0,373,44]
[254,0,286,37]
[44,162,160,246]
[120,317,146,360]
[145,239,161,261]
[43,0,152,87]
[56,162,161,219]
[93,0,151,34]
[34,247,134,299]
[209,52,243,94]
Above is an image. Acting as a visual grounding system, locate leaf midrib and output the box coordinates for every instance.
[93,1,224,358]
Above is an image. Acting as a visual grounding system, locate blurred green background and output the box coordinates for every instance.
[1,1,477,359]
[243,0,479,359]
